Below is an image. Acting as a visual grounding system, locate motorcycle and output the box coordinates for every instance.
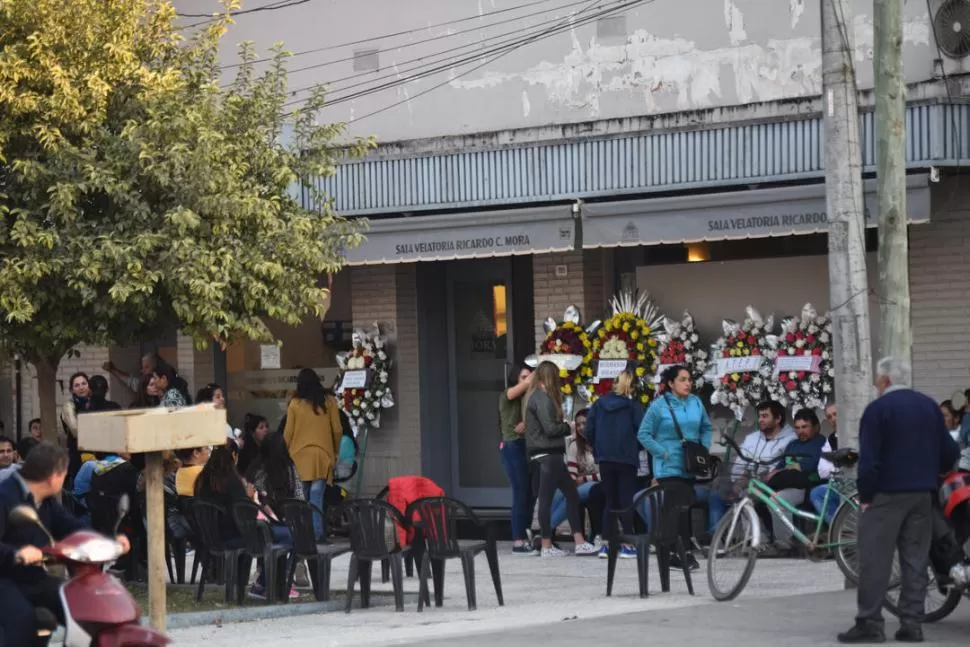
[8,494,170,647]
[883,468,970,623]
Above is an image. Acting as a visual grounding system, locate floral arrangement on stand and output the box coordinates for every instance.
[766,303,834,412]
[656,311,709,390]
[710,307,777,421]
[583,291,664,406]
[335,322,394,430]
[530,305,593,398]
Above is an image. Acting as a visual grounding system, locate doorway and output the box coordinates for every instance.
[444,258,531,507]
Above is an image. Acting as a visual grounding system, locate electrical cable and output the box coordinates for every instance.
[177,0,313,19]
[282,0,640,108]
[304,0,655,123]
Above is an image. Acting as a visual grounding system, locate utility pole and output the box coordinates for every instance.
[822,0,873,456]
[874,0,910,362]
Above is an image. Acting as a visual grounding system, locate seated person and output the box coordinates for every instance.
[759,409,833,553]
[175,446,211,496]
[0,435,24,483]
[705,401,797,536]
[0,443,130,646]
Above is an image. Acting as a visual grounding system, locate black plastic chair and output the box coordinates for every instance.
[280,499,352,601]
[87,490,142,582]
[605,484,695,599]
[407,496,503,612]
[340,499,410,613]
[374,486,417,580]
[231,500,294,604]
[189,500,249,603]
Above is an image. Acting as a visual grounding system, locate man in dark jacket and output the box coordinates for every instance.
[0,443,131,647]
[838,357,961,644]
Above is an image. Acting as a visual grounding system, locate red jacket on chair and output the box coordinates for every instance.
[385,475,444,546]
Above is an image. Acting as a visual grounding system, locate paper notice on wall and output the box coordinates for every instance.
[715,356,763,377]
[259,344,281,370]
[773,354,822,377]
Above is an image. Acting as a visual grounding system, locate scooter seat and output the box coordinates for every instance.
[821,448,859,468]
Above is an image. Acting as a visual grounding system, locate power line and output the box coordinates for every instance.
[301,0,655,122]
[218,0,574,68]
[242,0,596,79]
[277,0,617,94]
[297,0,640,108]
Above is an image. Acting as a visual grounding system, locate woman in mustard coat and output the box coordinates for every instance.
[283,368,343,539]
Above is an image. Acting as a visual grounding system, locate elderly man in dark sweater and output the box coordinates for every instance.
[838,357,960,644]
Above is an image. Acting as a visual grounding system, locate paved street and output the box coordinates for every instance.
[163,543,963,646]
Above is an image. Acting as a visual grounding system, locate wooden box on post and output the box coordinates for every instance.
[77,403,227,634]
[77,404,227,454]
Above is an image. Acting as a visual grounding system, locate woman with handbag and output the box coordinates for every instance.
[637,364,713,570]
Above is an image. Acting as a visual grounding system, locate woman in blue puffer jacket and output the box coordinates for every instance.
[636,364,713,569]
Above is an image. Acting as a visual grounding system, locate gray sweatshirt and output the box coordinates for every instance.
[525,389,571,457]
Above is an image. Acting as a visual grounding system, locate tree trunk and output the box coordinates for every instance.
[35,357,62,446]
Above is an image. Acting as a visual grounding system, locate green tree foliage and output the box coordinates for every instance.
[0,0,372,436]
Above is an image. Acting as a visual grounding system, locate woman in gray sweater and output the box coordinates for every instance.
[526,361,598,557]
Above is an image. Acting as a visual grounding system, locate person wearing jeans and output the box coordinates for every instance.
[585,372,644,559]
[284,368,343,540]
[499,364,534,553]
[549,409,599,536]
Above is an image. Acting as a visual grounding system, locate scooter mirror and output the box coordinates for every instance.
[9,504,41,526]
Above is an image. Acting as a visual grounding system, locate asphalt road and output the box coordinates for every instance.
[404,590,970,647]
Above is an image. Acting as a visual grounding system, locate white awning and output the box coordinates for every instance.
[343,205,575,265]
[582,175,931,248]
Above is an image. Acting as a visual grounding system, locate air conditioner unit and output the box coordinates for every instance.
[932,0,970,59]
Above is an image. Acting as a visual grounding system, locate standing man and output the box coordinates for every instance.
[103,353,158,396]
[838,357,960,643]
[825,402,839,450]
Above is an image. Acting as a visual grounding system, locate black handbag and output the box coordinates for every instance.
[665,396,713,479]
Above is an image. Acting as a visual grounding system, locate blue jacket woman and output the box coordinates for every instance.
[638,366,713,480]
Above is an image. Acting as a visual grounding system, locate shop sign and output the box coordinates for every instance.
[706,206,873,235]
[715,356,764,377]
[394,234,533,258]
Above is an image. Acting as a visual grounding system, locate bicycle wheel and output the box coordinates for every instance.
[883,567,963,623]
[830,501,861,584]
[707,505,759,601]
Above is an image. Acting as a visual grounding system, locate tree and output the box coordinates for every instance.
[0,0,372,438]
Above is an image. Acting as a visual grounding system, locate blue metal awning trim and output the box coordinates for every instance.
[309,102,969,216]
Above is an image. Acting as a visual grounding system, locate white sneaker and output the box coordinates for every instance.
[592,535,604,548]
[541,546,566,558]
[574,542,598,556]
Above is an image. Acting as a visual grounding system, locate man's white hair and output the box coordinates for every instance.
[875,356,911,387]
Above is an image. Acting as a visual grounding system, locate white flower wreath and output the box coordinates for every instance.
[709,307,777,421]
[336,322,395,429]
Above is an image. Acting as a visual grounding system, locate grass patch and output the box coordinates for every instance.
[125,583,322,614]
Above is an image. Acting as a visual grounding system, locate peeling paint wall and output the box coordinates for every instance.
[177,0,968,143]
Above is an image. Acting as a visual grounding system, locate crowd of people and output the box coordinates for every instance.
[0,361,360,645]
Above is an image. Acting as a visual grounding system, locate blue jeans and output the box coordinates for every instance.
[500,439,531,541]
[550,481,596,530]
[810,484,840,524]
[304,480,327,540]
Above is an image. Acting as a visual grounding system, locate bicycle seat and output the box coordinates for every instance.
[822,448,858,468]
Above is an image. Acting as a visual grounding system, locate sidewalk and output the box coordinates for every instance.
[169,542,851,646]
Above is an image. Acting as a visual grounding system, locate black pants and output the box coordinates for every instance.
[655,477,697,548]
[857,492,932,626]
[0,574,64,647]
[585,483,605,539]
[534,454,582,540]
[600,461,637,538]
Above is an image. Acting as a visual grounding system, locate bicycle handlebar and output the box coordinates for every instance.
[718,434,806,468]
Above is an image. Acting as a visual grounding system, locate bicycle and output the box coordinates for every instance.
[706,434,861,601]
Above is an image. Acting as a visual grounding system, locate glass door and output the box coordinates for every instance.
[446,259,514,507]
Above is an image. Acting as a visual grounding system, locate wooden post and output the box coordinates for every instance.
[874,0,911,362]
[144,451,166,632]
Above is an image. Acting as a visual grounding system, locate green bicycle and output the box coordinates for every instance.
[706,434,861,601]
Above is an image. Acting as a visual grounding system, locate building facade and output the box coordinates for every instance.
[4,1,969,508]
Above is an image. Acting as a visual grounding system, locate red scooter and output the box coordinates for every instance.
[9,495,170,647]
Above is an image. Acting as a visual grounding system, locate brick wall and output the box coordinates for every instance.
[910,177,970,400]
[350,264,421,495]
